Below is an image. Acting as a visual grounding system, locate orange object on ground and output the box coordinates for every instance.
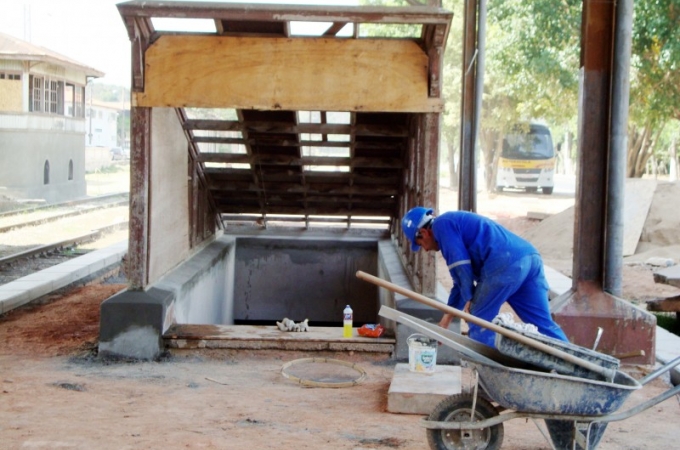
[358,324,385,338]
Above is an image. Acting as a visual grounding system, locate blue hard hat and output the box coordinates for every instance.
[402,207,434,252]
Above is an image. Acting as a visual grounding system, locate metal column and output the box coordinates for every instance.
[552,0,655,364]
[458,0,486,212]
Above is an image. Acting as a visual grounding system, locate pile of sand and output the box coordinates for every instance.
[522,180,680,266]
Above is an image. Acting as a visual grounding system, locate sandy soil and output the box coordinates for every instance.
[0,285,679,450]
[1,181,679,449]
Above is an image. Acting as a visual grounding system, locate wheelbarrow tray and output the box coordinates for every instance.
[466,359,641,416]
[494,324,620,381]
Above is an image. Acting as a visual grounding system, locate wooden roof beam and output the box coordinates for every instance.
[117,1,453,30]
[183,120,409,137]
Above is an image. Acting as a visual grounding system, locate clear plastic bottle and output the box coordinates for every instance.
[343,305,353,338]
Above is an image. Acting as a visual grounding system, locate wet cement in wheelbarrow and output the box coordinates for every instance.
[0,284,679,449]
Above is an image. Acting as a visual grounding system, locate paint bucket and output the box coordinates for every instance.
[407,333,437,374]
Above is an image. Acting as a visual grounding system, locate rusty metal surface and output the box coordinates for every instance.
[572,0,615,285]
[128,106,151,289]
[552,0,656,364]
[552,283,656,365]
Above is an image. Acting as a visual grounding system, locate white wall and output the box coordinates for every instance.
[147,107,191,283]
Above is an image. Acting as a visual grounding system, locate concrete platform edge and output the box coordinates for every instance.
[0,240,127,315]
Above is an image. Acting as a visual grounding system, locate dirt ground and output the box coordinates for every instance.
[1,284,679,450]
[1,182,679,449]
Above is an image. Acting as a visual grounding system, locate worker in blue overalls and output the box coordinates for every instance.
[402,206,568,348]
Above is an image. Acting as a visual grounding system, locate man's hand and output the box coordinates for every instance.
[463,301,471,314]
[438,313,454,329]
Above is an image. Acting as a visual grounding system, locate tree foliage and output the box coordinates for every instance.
[362,0,680,183]
[475,0,581,189]
[627,0,680,176]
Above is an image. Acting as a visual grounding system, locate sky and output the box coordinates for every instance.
[0,0,360,87]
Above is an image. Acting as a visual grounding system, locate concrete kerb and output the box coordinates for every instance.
[0,240,127,315]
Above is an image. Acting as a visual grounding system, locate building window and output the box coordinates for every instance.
[68,160,74,181]
[46,80,64,114]
[31,76,44,112]
[29,76,65,115]
[44,160,50,185]
[0,73,21,80]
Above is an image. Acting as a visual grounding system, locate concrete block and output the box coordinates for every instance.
[387,363,461,414]
[7,279,54,299]
[655,327,680,386]
[99,287,175,360]
[653,264,680,289]
[0,291,30,314]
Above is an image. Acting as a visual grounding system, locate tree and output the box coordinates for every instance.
[478,0,582,190]
[627,0,680,177]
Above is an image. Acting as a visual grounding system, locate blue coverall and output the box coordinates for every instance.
[431,211,568,347]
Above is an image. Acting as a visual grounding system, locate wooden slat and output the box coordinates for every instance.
[214,204,395,216]
[206,181,398,196]
[184,120,409,137]
[134,35,443,112]
[194,137,404,150]
[198,153,403,168]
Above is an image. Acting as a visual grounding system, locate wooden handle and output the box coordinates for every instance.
[356,270,616,381]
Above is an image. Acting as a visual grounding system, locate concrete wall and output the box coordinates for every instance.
[147,107,191,284]
[157,236,236,325]
[100,236,234,360]
[232,237,379,324]
[99,233,460,361]
[0,126,86,202]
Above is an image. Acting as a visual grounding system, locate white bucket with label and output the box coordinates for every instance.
[407,333,437,374]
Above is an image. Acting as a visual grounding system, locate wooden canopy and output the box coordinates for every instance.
[118,1,451,232]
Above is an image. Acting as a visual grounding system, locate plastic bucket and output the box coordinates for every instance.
[407,333,437,374]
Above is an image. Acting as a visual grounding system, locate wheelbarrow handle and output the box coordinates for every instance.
[356,271,617,382]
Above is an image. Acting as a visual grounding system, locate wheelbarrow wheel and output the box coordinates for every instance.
[426,393,504,450]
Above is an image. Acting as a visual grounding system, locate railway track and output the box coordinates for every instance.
[0,193,130,285]
[0,193,129,233]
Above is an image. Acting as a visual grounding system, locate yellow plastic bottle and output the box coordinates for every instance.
[343,305,353,338]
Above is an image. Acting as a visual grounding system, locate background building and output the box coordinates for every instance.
[0,32,103,203]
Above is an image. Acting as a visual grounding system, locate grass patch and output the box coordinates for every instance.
[654,313,680,336]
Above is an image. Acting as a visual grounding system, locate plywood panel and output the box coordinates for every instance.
[134,35,443,112]
[148,107,191,284]
[623,178,657,256]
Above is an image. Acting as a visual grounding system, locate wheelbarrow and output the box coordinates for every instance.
[378,304,680,450]
[358,272,680,450]
[422,356,680,450]
[357,271,620,382]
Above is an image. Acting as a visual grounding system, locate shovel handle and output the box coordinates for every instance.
[356,270,616,381]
